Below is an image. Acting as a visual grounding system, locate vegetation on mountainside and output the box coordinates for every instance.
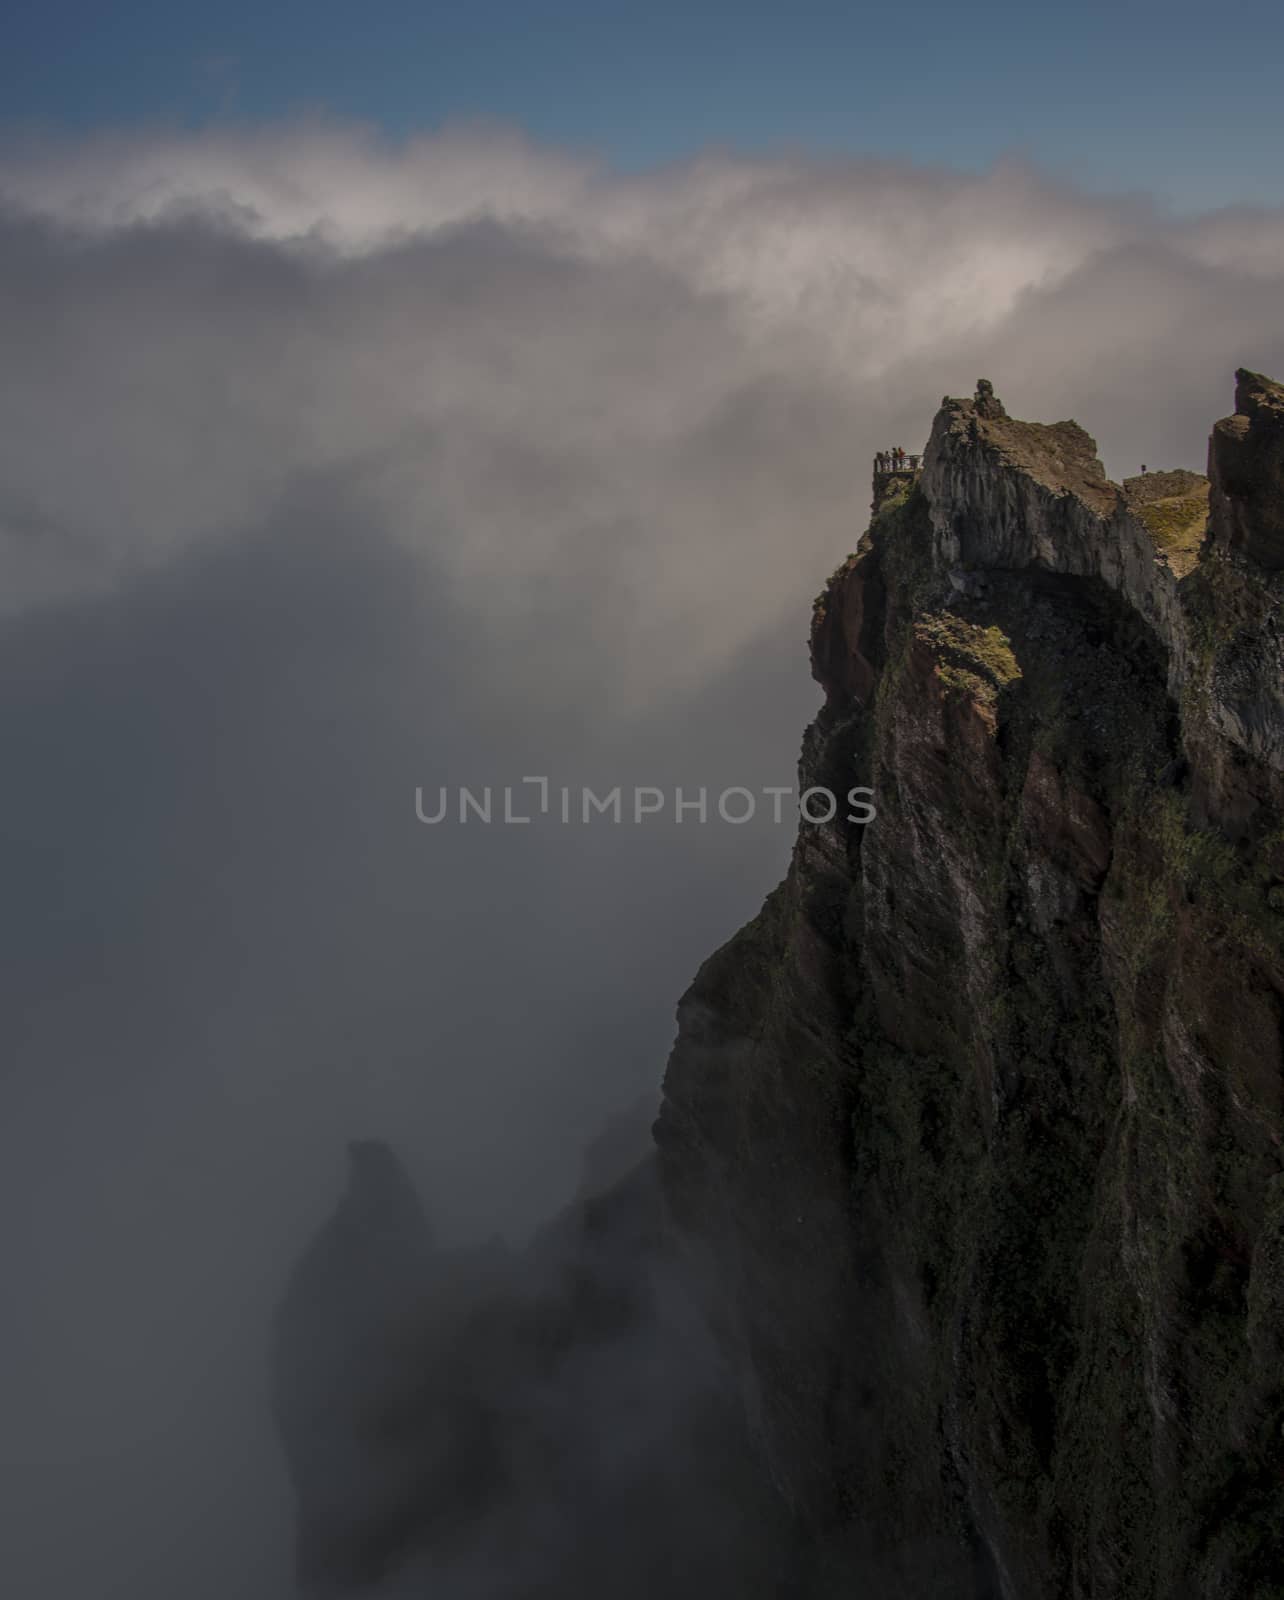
[1136,487,1210,574]
[916,613,1021,704]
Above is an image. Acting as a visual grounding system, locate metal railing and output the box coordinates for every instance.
[873,453,921,473]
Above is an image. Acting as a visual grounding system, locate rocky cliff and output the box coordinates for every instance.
[655,371,1284,1597]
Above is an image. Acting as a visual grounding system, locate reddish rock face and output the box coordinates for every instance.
[1020,753,1111,892]
[657,372,1284,1597]
[811,547,884,707]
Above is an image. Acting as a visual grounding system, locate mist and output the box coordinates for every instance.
[2,123,1283,1599]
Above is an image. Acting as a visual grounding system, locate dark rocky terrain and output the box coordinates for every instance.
[276,371,1284,1597]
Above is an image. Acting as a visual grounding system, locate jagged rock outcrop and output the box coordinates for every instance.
[272,1140,444,1596]
[273,1138,795,1597]
[1210,370,1284,572]
[657,374,1284,1597]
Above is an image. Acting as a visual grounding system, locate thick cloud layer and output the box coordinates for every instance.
[1,125,1282,1600]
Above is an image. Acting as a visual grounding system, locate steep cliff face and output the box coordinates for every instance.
[656,372,1284,1597]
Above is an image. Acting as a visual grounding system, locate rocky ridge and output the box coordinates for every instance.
[656,370,1284,1597]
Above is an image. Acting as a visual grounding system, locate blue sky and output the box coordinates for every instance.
[4,0,1282,210]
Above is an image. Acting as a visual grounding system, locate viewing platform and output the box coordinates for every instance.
[871,451,922,512]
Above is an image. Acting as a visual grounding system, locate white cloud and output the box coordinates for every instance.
[2,123,1281,654]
